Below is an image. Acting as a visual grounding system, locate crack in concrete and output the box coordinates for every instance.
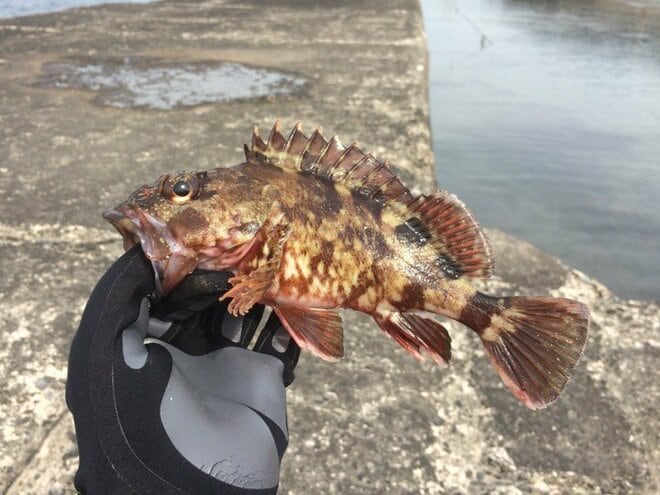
[4,411,70,495]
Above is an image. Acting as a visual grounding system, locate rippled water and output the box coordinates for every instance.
[421,0,660,300]
[0,0,157,18]
[35,58,308,109]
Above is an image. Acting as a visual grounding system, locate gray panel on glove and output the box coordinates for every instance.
[152,342,287,489]
[122,298,150,370]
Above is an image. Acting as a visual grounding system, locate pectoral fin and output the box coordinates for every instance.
[221,202,290,316]
[274,305,344,362]
[221,269,276,316]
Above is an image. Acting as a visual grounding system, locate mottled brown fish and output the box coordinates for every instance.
[103,122,589,410]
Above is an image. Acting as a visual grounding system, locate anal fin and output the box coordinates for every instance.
[274,306,344,362]
[374,312,451,367]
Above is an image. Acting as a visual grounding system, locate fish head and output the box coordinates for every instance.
[103,168,262,295]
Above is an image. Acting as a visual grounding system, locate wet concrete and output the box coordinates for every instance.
[0,0,658,494]
[35,57,308,109]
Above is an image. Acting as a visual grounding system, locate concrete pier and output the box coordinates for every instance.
[0,0,657,493]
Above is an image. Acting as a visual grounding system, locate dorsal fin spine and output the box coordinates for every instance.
[301,128,321,159]
[379,175,398,194]
[394,191,411,203]
[347,153,370,175]
[252,126,266,152]
[254,122,410,205]
[331,141,356,170]
[362,162,388,198]
[312,136,336,171]
[267,120,281,148]
[284,122,302,152]
[329,141,359,179]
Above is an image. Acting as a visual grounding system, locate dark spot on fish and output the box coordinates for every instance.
[294,172,342,218]
[460,292,501,333]
[395,217,431,247]
[196,187,218,201]
[323,183,342,216]
[252,152,270,165]
[363,227,391,257]
[398,282,425,311]
[347,269,378,304]
[321,240,335,258]
[343,226,356,244]
[311,240,335,268]
[167,207,210,241]
[128,185,161,210]
[435,254,462,280]
[352,191,382,222]
[300,154,316,172]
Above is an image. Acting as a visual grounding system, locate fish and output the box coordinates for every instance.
[103,121,589,410]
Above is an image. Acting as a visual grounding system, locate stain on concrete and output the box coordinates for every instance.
[34,57,309,109]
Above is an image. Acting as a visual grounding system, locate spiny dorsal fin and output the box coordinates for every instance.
[395,191,494,279]
[247,121,413,205]
[247,122,493,279]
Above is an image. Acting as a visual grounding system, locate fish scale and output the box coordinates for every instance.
[103,121,590,410]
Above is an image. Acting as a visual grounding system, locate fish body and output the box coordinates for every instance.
[104,122,589,410]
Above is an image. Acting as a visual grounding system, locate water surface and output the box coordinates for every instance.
[0,0,157,18]
[421,0,660,300]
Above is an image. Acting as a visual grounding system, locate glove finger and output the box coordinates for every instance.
[160,298,231,355]
[238,304,265,347]
[201,300,264,348]
[162,300,267,354]
[121,298,151,369]
[150,269,231,323]
[146,270,232,355]
[253,311,300,387]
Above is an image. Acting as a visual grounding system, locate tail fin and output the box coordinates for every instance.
[465,294,589,410]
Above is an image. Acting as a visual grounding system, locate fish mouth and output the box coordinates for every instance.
[102,205,198,295]
[102,205,170,260]
[102,206,142,251]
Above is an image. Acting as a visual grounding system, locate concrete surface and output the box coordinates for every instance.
[0,0,657,493]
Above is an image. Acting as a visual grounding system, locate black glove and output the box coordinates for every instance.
[66,245,300,494]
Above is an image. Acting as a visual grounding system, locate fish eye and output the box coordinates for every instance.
[162,174,199,204]
[172,181,191,197]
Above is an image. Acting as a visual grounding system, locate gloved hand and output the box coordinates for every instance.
[66,245,300,494]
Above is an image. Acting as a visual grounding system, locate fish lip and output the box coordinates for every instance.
[102,206,142,251]
[102,205,171,287]
[102,205,200,296]
[103,205,168,258]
